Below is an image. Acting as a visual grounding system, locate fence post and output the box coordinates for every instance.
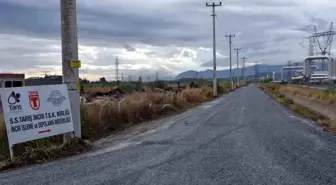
[9,146,14,161]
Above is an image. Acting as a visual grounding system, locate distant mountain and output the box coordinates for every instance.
[176,64,285,79]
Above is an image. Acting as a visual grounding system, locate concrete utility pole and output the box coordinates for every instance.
[287,60,292,82]
[206,1,222,97]
[241,57,247,82]
[234,48,241,85]
[226,34,235,89]
[273,71,276,82]
[60,0,81,140]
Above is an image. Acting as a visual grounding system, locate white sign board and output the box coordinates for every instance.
[1,84,74,147]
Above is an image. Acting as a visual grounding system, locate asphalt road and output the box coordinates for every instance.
[1,85,336,185]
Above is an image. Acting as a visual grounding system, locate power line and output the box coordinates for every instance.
[225,34,235,89]
[206,1,222,97]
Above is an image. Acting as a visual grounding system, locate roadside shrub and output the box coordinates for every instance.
[325,86,336,94]
[280,85,336,103]
[201,86,213,99]
[260,78,273,83]
[183,88,207,103]
[173,92,190,109]
[219,81,231,91]
[119,83,137,94]
[153,80,165,89]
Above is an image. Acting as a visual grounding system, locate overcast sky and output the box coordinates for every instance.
[0,0,335,81]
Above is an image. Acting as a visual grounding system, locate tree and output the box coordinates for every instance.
[154,80,165,89]
[80,78,90,84]
[138,76,142,84]
[99,77,106,83]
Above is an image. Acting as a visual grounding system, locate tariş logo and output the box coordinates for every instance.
[29,91,40,110]
[47,90,66,107]
[8,91,22,111]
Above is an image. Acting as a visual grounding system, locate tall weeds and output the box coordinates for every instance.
[280,85,336,103]
[80,85,227,138]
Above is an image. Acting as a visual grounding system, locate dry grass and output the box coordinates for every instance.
[279,85,336,103]
[259,84,336,132]
[80,85,231,138]
[183,88,209,103]
[85,86,111,95]
[0,112,5,140]
[0,138,91,171]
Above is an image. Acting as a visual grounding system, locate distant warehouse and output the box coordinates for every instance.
[0,73,25,88]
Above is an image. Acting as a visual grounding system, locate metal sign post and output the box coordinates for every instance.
[9,147,14,161]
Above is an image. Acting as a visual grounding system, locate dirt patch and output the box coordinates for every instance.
[284,93,336,120]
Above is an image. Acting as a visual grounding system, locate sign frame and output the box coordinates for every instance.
[0,84,75,151]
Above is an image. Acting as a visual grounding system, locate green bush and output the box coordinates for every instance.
[154,80,166,89]
[325,86,336,94]
[119,83,136,93]
[260,78,273,83]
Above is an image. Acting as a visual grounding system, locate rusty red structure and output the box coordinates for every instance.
[0,73,25,88]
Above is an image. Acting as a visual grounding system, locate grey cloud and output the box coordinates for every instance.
[0,2,60,37]
[0,0,334,79]
[0,0,312,49]
[0,35,60,70]
[124,44,135,52]
[201,59,230,67]
[182,50,192,58]
[249,49,289,57]
[201,60,214,67]
[80,66,173,82]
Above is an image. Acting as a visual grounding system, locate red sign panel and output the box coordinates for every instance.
[29,91,40,110]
